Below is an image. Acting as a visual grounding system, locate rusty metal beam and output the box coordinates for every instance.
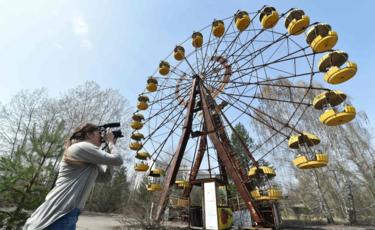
[154,77,199,221]
[199,82,264,225]
[182,133,207,197]
[221,112,259,168]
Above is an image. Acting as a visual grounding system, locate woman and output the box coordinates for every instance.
[24,123,123,230]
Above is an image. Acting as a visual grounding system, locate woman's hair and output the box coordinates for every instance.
[63,123,99,165]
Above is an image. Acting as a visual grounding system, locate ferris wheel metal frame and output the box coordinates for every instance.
[130,5,358,228]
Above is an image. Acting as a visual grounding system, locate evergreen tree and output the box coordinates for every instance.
[0,121,65,229]
[230,122,255,168]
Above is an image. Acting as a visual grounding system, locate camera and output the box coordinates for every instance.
[98,122,124,143]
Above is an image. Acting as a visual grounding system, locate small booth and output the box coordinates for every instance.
[189,178,233,230]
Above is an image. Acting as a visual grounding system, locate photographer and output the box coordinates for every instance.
[24,123,123,230]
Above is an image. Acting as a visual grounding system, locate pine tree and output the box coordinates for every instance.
[230,122,255,168]
[0,121,65,229]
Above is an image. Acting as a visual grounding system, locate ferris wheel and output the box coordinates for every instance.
[129,6,357,227]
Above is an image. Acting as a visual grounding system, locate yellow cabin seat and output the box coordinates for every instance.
[134,162,149,172]
[235,11,250,31]
[175,180,189,189]
[131,132,144,141]
[285,9,310,35]
[192,32,203,48]
[137,95,149,110]
[251,189,261,199]
[313,90,346,110]
[147,183,161,192]
[260,6,279,29]
[137,102,148,110]
[149,168,164,177]
[268,188,282,200]
[174,46,185,61]
[212,20,225,37]
[135,151,150,160]
[132,113,144,121]
[170,198,189,207]
[159,61,170,76]
[324,62,357,84]
[177,198,189,207]
[319,105,356,126]
[318,51,357,84]
[293,153,328,169]
[251,188,282,201]
[147,77,158,92]
[288,132,320,149]
[248,166,276,178]
[131,121,143,130]
[306,24,338,53]
[129,141,142,151]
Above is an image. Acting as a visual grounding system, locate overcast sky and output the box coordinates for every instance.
[0,0,374,131]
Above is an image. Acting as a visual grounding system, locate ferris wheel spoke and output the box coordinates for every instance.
[214,89,294,137]
[203,12,263,76]
[145,107,187,160]
[205,29,291,77]
[208,43,313,85]
[202,21,243,75]
[147,82,192,107]
[142,104,187,146]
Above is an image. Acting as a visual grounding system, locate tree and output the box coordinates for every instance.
[230,122,255,168]
[86,166,130,213]
[0,121,65,229]
[0,81,132,227]
[250,79,375,224]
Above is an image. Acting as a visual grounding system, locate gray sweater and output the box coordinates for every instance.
[23,141,123,230]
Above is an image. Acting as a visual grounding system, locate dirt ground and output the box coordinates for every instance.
[77,212,122,230]
[76,212,375,230]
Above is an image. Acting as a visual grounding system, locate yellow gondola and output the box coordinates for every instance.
[131,121,143,130]
[259,6,279,29]
[284,9,310,35]
[312,90,356,126]
[251,187,282,201]
[306,23,338,53]
[318,51,357,84]
[212,20,225,37]
[170,197,189,207]
[293,153,328,169]
[129,141,142,151]
[192,32,203,48]
[159,61,170,76]
[174,46,185,61]
[134,162,149,172]
[149,168,164,177]
[313,90,346,110]
[146,77,158,92]
[175,179,190,189]
[131,132,144,141]
[132,113,144,121]
[135,151,150,160]
[288,132,320,149]
[248,166,276,178]
[235,11,250,31]
[147,183,162,192]
[319,105,356,126]
[137,95,149,110]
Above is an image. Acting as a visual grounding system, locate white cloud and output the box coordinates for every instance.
[72,14,92,49]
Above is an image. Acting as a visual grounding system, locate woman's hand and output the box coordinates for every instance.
[104,128,115,145]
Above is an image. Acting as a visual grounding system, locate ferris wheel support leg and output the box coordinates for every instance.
[199,83,265,226]
[154,77,199,222]
[182,133,207,198]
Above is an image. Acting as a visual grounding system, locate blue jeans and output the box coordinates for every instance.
[47,208,80,230]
